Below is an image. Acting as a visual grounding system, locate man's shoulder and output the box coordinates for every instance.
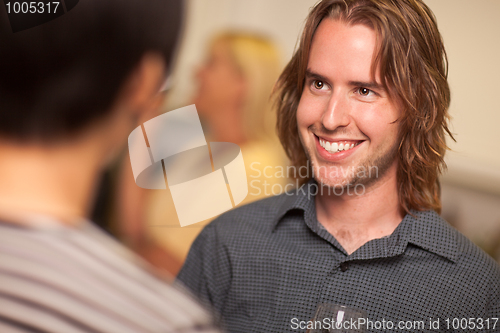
[423,211,500,279]
[203,193,290,237]
[454,225,500,277]
[213,193,289,224]
[0,220,218,332]
[449,224,500,300]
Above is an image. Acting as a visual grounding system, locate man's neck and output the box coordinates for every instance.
[0,140,104,226]
[315,166,403,255]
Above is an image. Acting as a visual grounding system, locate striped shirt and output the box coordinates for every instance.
[0,216,221,333]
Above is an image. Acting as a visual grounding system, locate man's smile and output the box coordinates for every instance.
[314,134,365,162]
[317,136,364,153]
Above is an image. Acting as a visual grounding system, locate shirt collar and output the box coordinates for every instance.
[272,180,458,263]
[272,179,318,229]
[406,210,458,262]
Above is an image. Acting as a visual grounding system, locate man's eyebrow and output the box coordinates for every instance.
[349,80,383,90]
[304,69,329,82]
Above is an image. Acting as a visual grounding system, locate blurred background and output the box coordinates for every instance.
[96,0,500,273]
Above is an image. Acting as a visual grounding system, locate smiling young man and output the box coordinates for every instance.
[177,1,500,332]
[297,18,403,255]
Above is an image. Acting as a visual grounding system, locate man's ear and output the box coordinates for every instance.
[119,52,166,119]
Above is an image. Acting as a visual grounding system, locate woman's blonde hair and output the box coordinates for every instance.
[210,32,281,141]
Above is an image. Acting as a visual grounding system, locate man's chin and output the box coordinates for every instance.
[312,176,369,198]
[315,176,352,190]
[312,165,353,187]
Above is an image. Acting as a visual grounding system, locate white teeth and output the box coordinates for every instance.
[319,139,360,154]
[319,137,361,154]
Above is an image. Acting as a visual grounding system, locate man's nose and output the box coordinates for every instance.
[321,91,351,131]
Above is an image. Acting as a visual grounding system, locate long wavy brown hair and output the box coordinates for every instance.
[274,0,454,214]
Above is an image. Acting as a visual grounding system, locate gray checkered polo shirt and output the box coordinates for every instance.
[177,182,500,333]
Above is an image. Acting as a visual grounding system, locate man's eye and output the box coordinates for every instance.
[313,80,324,90]
[357,87,372,96]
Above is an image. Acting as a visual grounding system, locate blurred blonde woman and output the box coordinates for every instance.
[195,32,281,144]
[145,32,289,273]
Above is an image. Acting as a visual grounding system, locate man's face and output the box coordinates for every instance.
[297,19,401,191]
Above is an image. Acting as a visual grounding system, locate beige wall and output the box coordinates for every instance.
[428,0,500,167]
[425,0,500,194]
[168,0,500,193]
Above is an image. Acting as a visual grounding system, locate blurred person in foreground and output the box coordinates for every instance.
[0,1,221,332]
[177,0,500,332]
[143,32,288,268]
